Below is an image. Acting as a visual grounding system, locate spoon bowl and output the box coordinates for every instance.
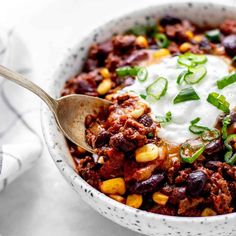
[0,64,111,153]
[55,94,111,153]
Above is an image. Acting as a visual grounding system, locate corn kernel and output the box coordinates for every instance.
[135,36,149,48]
[153,49,170,59]
[77,146,86,153]
[179,42,192,53]
[109,194,126,204]
[185,31,194,40]
[193,35,203,43]
[126,194,143,208]
[135,143,159,163]
[97,79,112,95]
[130,107,145,119]
[152,192,169,205]
[201,208,217,217]
[100,68,110,79]
[97,156,105,164]
[100,177,126,195]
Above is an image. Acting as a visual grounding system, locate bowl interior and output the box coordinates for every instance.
[42,1,236,236]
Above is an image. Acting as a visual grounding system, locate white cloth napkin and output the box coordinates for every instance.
[0,28,43,191]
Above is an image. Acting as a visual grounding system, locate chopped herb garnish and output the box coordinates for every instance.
[116,66,141,77]
[173,87,200,104]
[224,134,236,165]
[154,33,169,48]
[126,23,157,37]
[189,117,209,134]
[146,77,168,100]
[140,94,147,100]
[207,92,230,113]
[147,132,154,138]
[156,111,172,123]
[180,141,205,164]
[217,73,236,89]
[205,29,221,42]
[222,116,231,139]
[201,129,220,141]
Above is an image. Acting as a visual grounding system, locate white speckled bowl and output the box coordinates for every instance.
[41,1,236,235]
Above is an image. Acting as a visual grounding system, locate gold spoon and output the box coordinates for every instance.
[0,64,112,153]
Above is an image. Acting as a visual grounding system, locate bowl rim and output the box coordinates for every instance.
[41,0,236,223]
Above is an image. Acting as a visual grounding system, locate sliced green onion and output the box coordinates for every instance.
[180,141,205,164]
[146,77,168,100]
[156,111,172,123]
[224,134,236,165]
[189,117,209,134]
[222,116,231,140]
[173,87,200,104]
[189,125,209,134]
[137,67,148,82]
[184,66,207,84]
[116,66,141,77]
[177,70,190,84]
[147,132,154,138]
[201,129,220,141]
[189,117,220,141]
[205,29,220,42]
[207,92,230,113]
[126,23,157,37]
[178,52,207,68]
[154,33,169,48]
[140,94,147,100]
[217,73,236,89]
[191,117,201,125]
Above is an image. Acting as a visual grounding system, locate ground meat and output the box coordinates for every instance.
[165,20,195,42]
[99,148,124,179]
[149,205,176,216]
[89,40,113,61]
[112,35,136,54]
[210,172,233,214]
[122,50,149,66]
[62,71,100,96]
[105,53,122,71]
[178,197,204,216]
[77,156,100,188]
[220,19,236,35]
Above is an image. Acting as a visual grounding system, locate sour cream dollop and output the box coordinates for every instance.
[122,55,236,144]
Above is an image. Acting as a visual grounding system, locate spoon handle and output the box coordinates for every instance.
[0,64,57,111]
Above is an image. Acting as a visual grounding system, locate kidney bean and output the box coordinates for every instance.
[229,111,236,123]
[160,16,181,26]
[223,35,236,57]
[187,171,207,197]
[138,114,153,127]
[109,133,136,152]
[83,58,98,72]
[94,131,111,148]
[203,139,224,159]
[205,161,221,171]
[122,50,149,66]
[129,173,165,194]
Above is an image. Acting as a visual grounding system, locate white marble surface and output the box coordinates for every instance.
[0,0,236,235]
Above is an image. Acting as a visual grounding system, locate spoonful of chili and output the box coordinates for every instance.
[0,64,112,153]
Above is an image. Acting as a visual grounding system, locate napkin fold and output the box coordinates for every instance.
[0,28,43,191]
